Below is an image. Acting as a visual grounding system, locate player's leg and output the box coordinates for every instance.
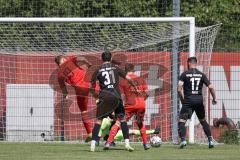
[105,100,134,151]
[114,127,160,142]
[90,94,112,152]
[102,120,117,148]
[105,120,121,146]
[111,109,134,142]
[98,117,112,138]
[118,102,134,151]
[136,109,150,150]
[90,119,102,152]
[195,103,214,148]
[129,126,160,136]
[76,95,92,142]
[178,102,192,149]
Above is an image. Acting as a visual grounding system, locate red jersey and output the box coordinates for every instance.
[58,56,86,87]
[119,73,148,108]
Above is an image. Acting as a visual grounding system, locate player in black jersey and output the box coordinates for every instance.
[177,57,217,149]
[90,51,137,152]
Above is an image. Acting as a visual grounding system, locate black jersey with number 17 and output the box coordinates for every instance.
[179,68,210,99]
[91,62,126,92]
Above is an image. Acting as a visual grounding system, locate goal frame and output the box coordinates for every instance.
[0,17,195,58]
[0,17,196,143]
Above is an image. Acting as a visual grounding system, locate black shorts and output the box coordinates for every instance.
[179,98,205,120]
[96,89,125,120]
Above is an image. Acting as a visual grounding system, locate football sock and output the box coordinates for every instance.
[107,124,120,144]
[121,121,130,139]
[200,120,212,142]
[125,139,130,146]
[83,121,92,134]
[92,123,101,141]
[82,112,92,134]
[138,122,147,145]
[103,134,109,141]
[178,122,186,141]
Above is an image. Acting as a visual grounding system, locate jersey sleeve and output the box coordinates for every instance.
[91,70,98,88]
[119,79,129,94]
[202,73,211,86]
[178,72,186,85]
[57,71,68,94]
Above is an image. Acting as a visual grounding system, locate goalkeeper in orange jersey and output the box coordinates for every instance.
[55,55,93,141]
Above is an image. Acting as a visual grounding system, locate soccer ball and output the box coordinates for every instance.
[150,136,162,147]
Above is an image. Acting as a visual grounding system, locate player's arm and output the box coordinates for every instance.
[58,74,68,98]
[203,74,217,105]
[208,84,217,105]
[76,56,92,68]
[177,81,184,103]
[117,66,141,94]
[177,73,185,103]
[90,70,99,99]
[125,75,141,95]
[142,79,149,100]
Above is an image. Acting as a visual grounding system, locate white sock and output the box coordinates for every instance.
[91,140,96,146]
[125,139,129,146]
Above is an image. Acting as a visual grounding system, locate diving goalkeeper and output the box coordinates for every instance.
[98,117,160,142]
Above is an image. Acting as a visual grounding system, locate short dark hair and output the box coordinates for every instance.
[125,63,134,72]
[101,51,112,62]
[55,55,63,66]
[187,57,197,64]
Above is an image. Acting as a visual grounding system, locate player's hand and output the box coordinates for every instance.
[212,99,217,105]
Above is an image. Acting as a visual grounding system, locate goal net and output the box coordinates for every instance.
[0,18,220,143]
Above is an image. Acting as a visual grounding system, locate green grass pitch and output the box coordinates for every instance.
[0,143,239,160]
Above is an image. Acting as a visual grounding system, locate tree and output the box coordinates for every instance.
[181,0,240,51]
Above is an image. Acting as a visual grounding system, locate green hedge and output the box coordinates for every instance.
[0,0,239,51]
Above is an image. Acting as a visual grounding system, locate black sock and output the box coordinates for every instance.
[103,134,109,141]
[200,120,212,142]
[92,123,101,141]
[120,121,129,139]
[178,122,186,141]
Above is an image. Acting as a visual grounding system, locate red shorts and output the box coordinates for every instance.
[125,105,145,122]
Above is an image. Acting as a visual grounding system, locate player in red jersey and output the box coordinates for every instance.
[55,55,92,141]
[119,63,151,150]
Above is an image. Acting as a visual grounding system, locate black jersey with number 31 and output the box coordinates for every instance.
[179,68,210,99]
[91,62,126,91]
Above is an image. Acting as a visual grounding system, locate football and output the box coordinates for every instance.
[150,136,162,147]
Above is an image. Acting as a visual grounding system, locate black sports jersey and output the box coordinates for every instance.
[179,68,210,99]
[91,62,126,91]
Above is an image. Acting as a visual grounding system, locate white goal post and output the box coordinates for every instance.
[0,17,195,58]
[0,17,214,143]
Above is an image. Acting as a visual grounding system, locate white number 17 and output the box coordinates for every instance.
[190,77,200,91]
